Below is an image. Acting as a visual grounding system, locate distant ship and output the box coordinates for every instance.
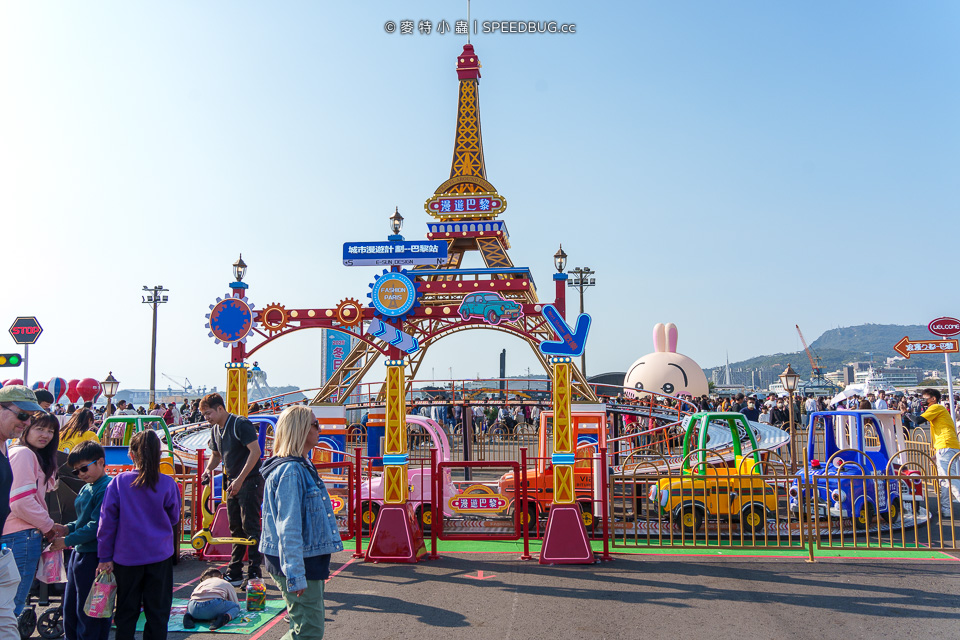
[841,367,896,397]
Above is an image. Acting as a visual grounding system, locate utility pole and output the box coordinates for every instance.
[141,285,169,409]
[567,267,596,376]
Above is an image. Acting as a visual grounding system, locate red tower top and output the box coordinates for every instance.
[456,44,481,80]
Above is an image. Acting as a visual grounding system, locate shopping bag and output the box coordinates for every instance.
[36,549,66,584]
[83,571,117,618]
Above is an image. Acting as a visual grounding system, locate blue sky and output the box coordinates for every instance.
[1,1,958,392]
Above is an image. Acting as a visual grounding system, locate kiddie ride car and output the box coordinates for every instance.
[650,412,782,535]
[497,410,606,530]
[788,410,922,525]
[357,415,458,533]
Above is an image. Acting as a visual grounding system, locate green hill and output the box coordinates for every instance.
[707,324,946,379]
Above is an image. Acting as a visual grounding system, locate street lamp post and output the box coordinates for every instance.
[552,245,568,320]
[142,285,169,410]
[779,364,801,473]
[101,372,119,419]
[567,266,596,376]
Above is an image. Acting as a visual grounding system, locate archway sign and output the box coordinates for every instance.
[205,44,597,563]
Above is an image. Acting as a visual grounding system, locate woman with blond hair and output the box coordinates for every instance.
[260,405,342,638]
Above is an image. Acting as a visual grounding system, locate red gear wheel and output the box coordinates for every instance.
[336,298,363,327]
[259,302,289,334]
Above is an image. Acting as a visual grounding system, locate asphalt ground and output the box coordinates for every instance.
[33,546,957,640]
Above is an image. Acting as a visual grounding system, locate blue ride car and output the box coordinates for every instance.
[788,410,916,525]
[458,292,523,325]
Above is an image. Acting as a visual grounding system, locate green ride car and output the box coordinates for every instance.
[458,292,523,325]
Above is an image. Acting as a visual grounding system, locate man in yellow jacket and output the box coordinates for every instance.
[921,389,960,517]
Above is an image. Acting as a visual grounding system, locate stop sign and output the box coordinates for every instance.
[9,317,42,345]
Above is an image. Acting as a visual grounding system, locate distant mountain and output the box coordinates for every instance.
[809,324,937,354]
[706,324,947,379]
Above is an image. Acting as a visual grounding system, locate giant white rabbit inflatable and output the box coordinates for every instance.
[624,323,709,399]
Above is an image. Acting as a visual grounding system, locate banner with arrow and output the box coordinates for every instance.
[893,336,959,358]
[539,304,591,357]
[367,318,420,354]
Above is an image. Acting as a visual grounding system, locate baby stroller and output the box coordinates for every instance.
[17,453,84,639]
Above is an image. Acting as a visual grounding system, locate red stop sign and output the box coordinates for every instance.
[9,317,42,345]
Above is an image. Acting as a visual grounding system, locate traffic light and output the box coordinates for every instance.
[0,354,23,367]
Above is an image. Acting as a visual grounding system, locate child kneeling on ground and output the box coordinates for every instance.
[50,440,113,640]
[183,568,240,630]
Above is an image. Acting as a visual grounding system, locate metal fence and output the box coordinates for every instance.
[179,427,960,562]
[609,444,960,556]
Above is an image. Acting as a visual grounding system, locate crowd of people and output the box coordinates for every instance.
[47,397,206,428]
[0,386,340,639]
[0,380,957,639]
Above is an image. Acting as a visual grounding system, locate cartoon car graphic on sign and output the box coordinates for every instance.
[458,292,523,325]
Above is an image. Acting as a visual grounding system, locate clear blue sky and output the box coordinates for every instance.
[2,1,958,392]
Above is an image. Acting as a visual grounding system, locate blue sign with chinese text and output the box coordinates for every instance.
[343,241,448,267]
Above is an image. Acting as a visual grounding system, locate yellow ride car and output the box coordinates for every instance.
[650,412,780,535]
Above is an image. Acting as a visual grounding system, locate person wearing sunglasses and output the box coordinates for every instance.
[260,405,342,638]
[1,411,67,616]
[49,440,112,640]
[0,385,44,637]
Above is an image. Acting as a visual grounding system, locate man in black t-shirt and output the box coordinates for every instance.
[0,385,42,636]
[200,393,263,585]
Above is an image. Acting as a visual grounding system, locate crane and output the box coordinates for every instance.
[161,373,193,392]
[795,325,823,382]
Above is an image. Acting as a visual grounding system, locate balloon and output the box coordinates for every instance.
[5,379,23,387]
[47,378,67,403]
[31,381,46,391]
[77,378,101,403]
[66,379,81,404]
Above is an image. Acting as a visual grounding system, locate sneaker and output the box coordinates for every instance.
[226,573,245,587]
[209,612,232,631]
[182,613,196,629]
[247,567,262,581]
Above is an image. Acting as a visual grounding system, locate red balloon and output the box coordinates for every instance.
[66,379,81,404]
[5,379,23,387]
[77,378,101,403]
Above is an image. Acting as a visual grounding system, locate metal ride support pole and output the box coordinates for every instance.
[225,282,249,417]
[520,447,532,560]
[22,344,28,387]
[352,447,363,559]
[599,445,612,562]
[540,356,594,564]
[195,449,206,560]
[430,447,440,560]
[463,405,473,481]
[365,358,426,562]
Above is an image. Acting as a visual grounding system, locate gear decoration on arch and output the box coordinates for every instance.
[259,302,290,335]
[205,293,255,348]
[367,270,420,324]
[335,297,363,327]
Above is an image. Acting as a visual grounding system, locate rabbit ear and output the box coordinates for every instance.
[665,323,678,353]
[652,323,666,353]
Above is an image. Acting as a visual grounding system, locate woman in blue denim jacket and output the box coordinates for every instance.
[260,406,343,639]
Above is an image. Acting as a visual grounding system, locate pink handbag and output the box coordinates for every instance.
[36,549,66,584]
[83,572,117,618]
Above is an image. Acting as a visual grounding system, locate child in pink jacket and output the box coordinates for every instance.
[0,413,67,614]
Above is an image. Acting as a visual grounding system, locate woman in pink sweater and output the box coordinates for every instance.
[0,413,67,614]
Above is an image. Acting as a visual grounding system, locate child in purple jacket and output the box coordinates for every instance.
[97,431,180,640]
